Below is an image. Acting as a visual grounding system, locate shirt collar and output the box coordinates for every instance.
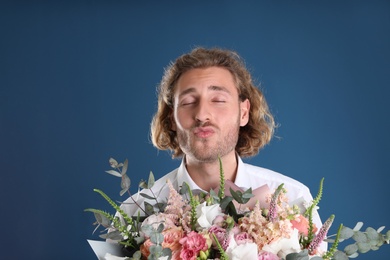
[177,155,248,191]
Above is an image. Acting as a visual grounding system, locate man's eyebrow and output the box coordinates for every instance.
[178,85,231,98]
[208,85,231,94]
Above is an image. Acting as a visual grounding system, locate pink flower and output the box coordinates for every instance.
[234,232,253,245]
[257,251,279,260]
[208,225,229,250]
[179,231,208,253]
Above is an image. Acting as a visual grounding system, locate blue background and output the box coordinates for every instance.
[1,1,389,259]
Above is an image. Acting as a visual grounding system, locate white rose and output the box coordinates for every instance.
[226,236,259,260]
[104,253,127,260]
[261,228,301,259]
[196,202,223,229]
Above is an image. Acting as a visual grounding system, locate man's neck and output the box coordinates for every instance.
[185,152,238,191]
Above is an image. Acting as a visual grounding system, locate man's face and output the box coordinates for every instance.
[172,66,250,163]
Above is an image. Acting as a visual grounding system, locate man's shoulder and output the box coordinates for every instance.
[242,162,309,191]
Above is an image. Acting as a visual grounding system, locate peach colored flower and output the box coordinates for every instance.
[162,227,184,252]
[140,238,153,258]
[291,215,317,236]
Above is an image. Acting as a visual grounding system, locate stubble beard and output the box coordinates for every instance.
[177,117,241,163]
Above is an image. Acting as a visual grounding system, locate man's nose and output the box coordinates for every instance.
[195,100,211,122]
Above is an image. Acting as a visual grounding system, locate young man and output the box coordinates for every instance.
[121,47,321,229]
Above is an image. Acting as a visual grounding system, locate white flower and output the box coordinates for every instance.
[196,202,223,229]
[226,236,258,260]
[261,228,301,259]
[104,253,127,260]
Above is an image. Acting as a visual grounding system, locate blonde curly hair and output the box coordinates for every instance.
[151,47,275,158]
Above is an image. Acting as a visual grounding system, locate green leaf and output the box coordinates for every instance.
[144,201,155,215]
[157,223,164,233]
[344,244,358,255]
[230,188,244,204]
[285,250,310,260]
[93,212,111,227]
[150,232,164,245]
[139,180,147,189]
[366,227,380,241]
[179,183,189,194]
[147,171,155,189]
[105,170,122,177]
[109,158,119,168]
[353,222,364,231]
[122,159,128,175]
[377,226,386,233]
[353,231,368,243]
[140,193,156,200]
[333,251,349,260]
[120,174,131,196]
[219,196,233,210]
[357,242,371,253]
[339,226,354,240]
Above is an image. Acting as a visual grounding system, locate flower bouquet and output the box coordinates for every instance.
[86,158,389,260]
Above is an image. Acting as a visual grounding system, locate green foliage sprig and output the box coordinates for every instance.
[184,182,200,231]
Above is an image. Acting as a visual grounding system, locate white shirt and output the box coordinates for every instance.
[121,156,320,223]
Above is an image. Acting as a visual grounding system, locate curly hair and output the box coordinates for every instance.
[150,47,275,158]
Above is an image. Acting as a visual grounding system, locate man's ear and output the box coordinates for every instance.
[240,99,250,127]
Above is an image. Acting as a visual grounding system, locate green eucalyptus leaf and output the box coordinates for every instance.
[353,222,364,231]
[120,174,131,196]
[139,180,147,189]
[353,231,368,243]
[285,250,310,260]
[357,242,371,253]
[179,182,189,195]
[242,188,254,199]
[109,158,118,168]
[132,251,142,259]
[141,224,154,236]
[333,251,349,260]
[122,159,128,175]
[344,244,358,255]
[150,232,164,245]
[377,226,386,233]
[140,193,156,200]
[157,223,164,233]
[101,230,122,240]
[366,227,380,241]
[93,212,111,227]
[340,226,354,239]
[230,188,244,204]
[105,170,122,177]
[147,171,155,189]
[144,201,155,215]
[219,196,233,210]
[162,248,172,257]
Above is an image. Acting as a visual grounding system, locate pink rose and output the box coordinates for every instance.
[180,248,197,260]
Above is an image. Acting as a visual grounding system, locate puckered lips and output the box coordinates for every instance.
[193,126,215,138]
